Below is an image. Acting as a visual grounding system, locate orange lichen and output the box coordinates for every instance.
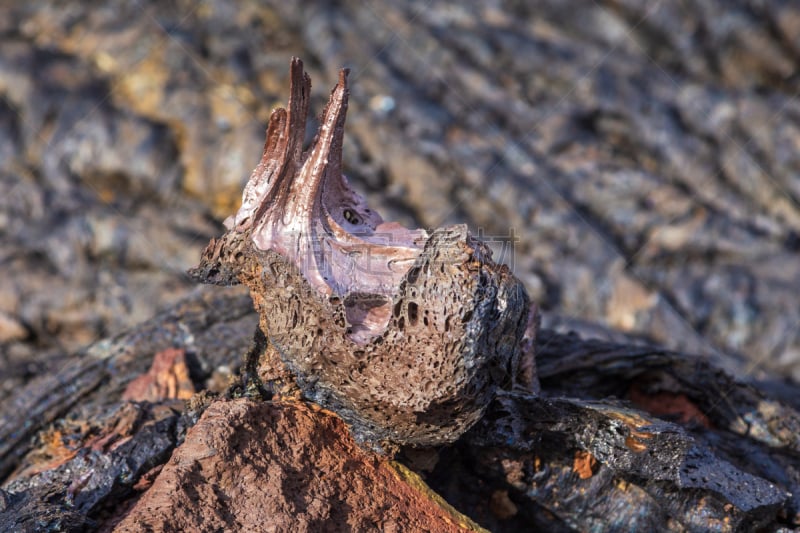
[624,435,649,452]
[19,429,79,476]
[573,449,599,479]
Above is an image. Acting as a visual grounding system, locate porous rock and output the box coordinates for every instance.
[191,58,533,447]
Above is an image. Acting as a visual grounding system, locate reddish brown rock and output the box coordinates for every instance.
[115,398,483,532]
[628,384,712,428]
[122,348,195,403]
[572,450,598,480]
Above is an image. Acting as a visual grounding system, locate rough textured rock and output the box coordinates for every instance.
[114,398,481,533]
[0,288,798,531]
[424,330,800,531]
[2,1,800,531]
[2,401,182,532]
[121,347,195,403]
[3,0,800,399]
[0,285,256,483]
[0,291,488,532]
[191,59,532,447]
[463,393,790,531]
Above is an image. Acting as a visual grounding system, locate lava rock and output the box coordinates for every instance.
[191,59,533,447]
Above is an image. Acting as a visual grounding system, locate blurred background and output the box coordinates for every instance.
[1,0,799,400]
